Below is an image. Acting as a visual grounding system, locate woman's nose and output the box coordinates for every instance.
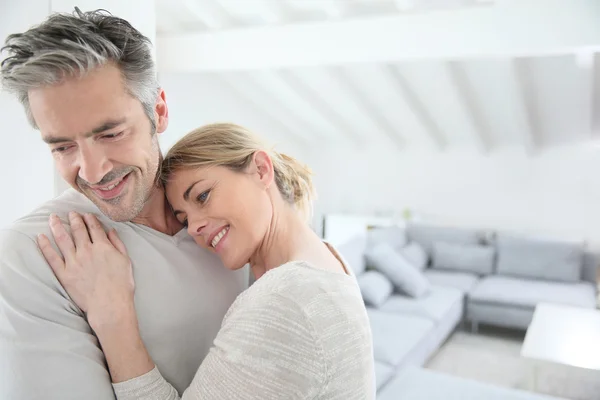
[187,218,208,237]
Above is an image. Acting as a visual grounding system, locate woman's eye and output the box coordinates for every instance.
[182,219,188,228]
[197,190,210,204]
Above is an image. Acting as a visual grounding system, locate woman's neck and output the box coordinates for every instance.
[248,200,318,278]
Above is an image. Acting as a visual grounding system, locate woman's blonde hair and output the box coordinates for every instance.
[161,123,316,221]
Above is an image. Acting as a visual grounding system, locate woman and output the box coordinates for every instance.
[38,123,375,399]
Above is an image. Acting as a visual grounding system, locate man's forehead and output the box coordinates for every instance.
[41,118,127,144]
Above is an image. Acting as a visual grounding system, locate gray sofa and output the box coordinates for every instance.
[337,232,465,392]
[404,223,598,331]
[335,222,597,398]
[378,366,566,400]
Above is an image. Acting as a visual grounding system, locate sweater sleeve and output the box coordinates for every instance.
[0,229,117,400]
[112,293,328,400]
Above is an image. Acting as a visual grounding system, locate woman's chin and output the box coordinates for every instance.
[220,258,247,271]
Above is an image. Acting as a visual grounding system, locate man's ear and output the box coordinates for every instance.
[252,151,275,189]
[155,89,169,134]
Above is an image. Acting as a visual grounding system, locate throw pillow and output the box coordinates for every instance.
[406,222,484,254]
[357,270,393,307]
[365,243,431,298]
[367,225,408,250]
[431,241,496,275]
[399,241,428,271]
[495,233,583,283]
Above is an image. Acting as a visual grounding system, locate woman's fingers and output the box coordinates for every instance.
[37,233,66,280]
[108,229,128,256]
[68,212,92,249]
[49,214,76,262]
[83,213,109,244]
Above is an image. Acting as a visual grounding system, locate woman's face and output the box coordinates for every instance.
[165,153,274,270]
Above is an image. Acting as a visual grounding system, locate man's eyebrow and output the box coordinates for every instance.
[42,119,126,144]
[90,119,125,135]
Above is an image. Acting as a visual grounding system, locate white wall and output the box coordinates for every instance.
[307,143,600,245]
[0,1,55,228]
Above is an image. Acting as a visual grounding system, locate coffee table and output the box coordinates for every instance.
[521,302,600,370]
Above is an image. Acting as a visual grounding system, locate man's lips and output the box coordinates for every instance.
[89,173,130,200]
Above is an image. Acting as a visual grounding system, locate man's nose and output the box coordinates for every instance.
[77,146,112,185]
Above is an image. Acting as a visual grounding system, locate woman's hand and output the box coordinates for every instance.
[38,212,155,383]
[37,212,135,330]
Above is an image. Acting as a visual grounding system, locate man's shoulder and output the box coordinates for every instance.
[3,189,97,239]
[0,192,92,292]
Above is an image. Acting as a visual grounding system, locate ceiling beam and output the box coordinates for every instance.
[266,70,356,143]
[335,67,405,150]
[277,70,365,146]
[385,65,447,150]
[157,0,600,72]
[243,71,338,142]
[512,58,541,153]
[215,74,311,147]
[176,0,235,29]
[446,61,493,153]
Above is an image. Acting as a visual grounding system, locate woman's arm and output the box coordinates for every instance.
[111,292,327,400]
[40,213,327,400]
[38,212,182,399]
[89,304,155,384]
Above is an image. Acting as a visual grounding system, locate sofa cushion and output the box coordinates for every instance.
[406,222,484,254]
[379,285,464,322]
[357,270,393,307]
[495,233,583,283]
[367,309,435,367]
[432,241,495,275]
[374,361,394,391]
[366,243,432,298]
[399,241,428,271]
[335,234,367,276]
[424,270,480,293]
[469,276,596,310]
[378,366,567,400]
[368,225,407,250]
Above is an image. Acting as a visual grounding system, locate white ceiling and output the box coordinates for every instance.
[154,0,600,154]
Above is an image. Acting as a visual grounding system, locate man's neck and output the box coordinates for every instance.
[131,187,183,236]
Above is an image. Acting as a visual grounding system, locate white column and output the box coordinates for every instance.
[0,1,55,228]
[49,1,157,195]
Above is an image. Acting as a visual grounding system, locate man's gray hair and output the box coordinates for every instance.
[0,7,159,130]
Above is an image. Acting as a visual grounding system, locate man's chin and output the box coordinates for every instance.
[82,191,136,222]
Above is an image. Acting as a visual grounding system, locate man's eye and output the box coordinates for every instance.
[52,145,72,154]
[102,132,122,139]
[197,190,210,204]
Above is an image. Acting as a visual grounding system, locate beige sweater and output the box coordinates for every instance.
[113,259,376,399]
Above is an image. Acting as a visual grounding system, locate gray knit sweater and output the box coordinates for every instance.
[112,259,375,399]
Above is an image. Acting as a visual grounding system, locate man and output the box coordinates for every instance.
[0,8,248,399]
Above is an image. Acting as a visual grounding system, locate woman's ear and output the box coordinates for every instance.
[252,151,275,189]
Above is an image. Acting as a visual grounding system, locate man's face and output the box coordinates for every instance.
[28,64,168,221]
